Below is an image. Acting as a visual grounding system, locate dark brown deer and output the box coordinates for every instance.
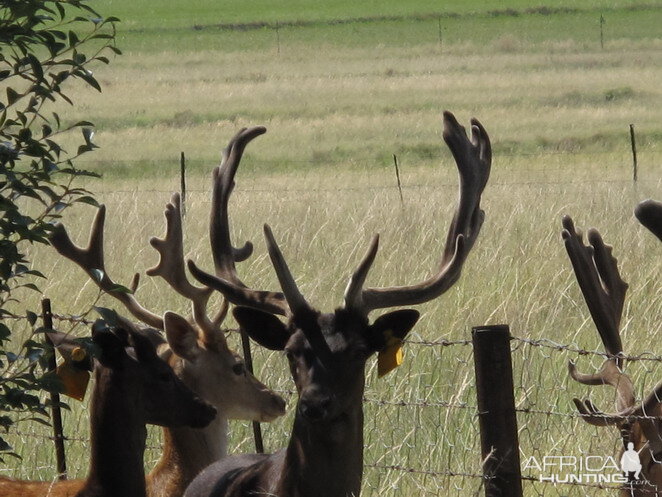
[48,127,286,497]
[0,325,216,497]
[564,212,662,496]
[182,111,492,497]
[635,199,662,242]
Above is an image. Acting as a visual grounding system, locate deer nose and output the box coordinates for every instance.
[299,396,331,422]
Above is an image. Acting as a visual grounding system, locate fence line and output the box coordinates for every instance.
[5,311,660,363]
[5,301,661,493]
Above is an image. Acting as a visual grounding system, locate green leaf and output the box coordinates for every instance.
[79,71,101,92]
[27,54,43,82]
[74,196,99,207]
[6,88,21,105]
[0,323,10,341]
[94,307,119,326]
[109,284,133,294]
[26,311,38,326]
[68,31,80,47]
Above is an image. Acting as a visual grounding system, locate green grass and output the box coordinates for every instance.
[99,0,661,30]
[2,0,662,495]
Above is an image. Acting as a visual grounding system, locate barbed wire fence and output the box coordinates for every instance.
[3,300,661,496]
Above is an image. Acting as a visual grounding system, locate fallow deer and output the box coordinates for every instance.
[48,127,286,497]
[182,111,491,497]
[0,325,216,497]
[564,208,662,496]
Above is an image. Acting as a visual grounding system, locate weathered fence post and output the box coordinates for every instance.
[392,154,404,205]
[472,324,522,497]
[438,17,443,50]
[629,124,638,182]
[239,331,264,453]
[180,152,187,216]
[42,298,67,480]
[600,14,605,49]
[275,22,281,55]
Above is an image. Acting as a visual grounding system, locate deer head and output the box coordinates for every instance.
[564,214,662,495]
[189,112,489,422]
[89,324,217,429]
[49,127,285,425]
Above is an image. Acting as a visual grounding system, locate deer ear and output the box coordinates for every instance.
[92,328,127,368]
[164,311,202,361]
[129,328,159,363]
[233,306,290,351]
[367,309,420,353]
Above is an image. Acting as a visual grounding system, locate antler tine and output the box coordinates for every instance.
[189,126,290,317]
[343,235,380,311]
[346,111,491,315]
[50,205,164,329]
[573,381,662,426]
[635,199,662,241]
[572,398,622,426]
[568,360,635,412]
[146,193,216,333]
[262,224,312,317]
[210,126,264,283]
[561,216,627,364]
[188,260,288,316]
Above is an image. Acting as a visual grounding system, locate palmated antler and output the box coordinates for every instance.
[190,111,491,320]
[562,216,628,365]
[635,199,662,242]
[188,128,289,317]
[343,111,491,314]
[51,127,264,334]
[51,206,164,329]
[561,216,660,434]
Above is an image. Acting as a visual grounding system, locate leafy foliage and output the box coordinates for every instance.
[0,0,118,460]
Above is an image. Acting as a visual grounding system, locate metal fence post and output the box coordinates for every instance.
[239,330,264,453]
[42,298,67,480]
[629,124,638,182]
[180,152,187,216]
[472,324,522,497]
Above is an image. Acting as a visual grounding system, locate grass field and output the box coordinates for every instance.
[3,0,662,495]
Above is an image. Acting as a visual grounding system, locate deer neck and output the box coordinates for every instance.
[81,366,147,497]
[148,411,228,497]
[280,391,365,497]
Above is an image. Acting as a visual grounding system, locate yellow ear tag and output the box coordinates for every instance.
[377,331,404,378]
[56,347,90,401]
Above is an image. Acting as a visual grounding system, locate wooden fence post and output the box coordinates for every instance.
[629,124,638,182]
[42,298,67,480]
[239,330,264,453]
[472,324,522,497]
[600,14,605,49]
[392,154,404,205]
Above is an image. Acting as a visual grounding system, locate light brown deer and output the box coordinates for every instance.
[49,127,286,497]
[183,111,491,497]
[0,325,216,497]
[564,209,662,496]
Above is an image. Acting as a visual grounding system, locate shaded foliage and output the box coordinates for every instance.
[0,0,118,460]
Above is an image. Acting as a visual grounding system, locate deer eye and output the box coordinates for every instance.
[232,363,245,376]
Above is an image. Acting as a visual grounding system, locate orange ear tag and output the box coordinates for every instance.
[377,331,404,378]
[56,347,90,401]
